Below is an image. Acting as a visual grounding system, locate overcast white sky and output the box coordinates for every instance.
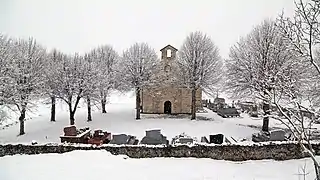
[0,0,294,58]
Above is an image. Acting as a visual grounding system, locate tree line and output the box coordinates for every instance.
[0,36,126,134]
[0,32,223,135]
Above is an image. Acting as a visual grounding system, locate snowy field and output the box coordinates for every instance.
[0,91,288,144]
[0,150,316,180]
[0,91,318,180]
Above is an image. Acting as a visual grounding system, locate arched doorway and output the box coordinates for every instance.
[164,101,172,114]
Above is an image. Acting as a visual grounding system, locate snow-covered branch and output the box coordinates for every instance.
[120,42,159,119]
[177,31,223,119]
[226,19,300,131]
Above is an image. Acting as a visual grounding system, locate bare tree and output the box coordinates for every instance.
[226,19,298,132]
[0,34,14,106]
[121,43,158,119]
[0,34,15,125]
[276,0,320,179]
[44,49,64,122]
[90,45,119,114]
[271,90,320,180]
[177,31,223,120]
[83,53,100,122]
[277,0,320,106]
[277,0,320,75]
[11,38,46,135]
[56,54,91,125]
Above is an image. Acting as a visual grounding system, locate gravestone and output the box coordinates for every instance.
[172,133,194,144]
[225,137,237,144]
[201,136,209,143]
[252,131,269,142]
[146,129,162,140]
[140,129,168,145]
[64,126,77,136]
[133,139,139,145]
[110,134,130,145]
[225,137,231,144]
[209,134,224,144]
[310,129,320,140]
[127,135,137,145]
[269,129,285,141]
[178,138,194,144]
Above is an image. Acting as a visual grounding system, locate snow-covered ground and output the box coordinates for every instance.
[0,150,316,180]
[0,100,49,130]
[0,91,291,144]
[1,91,319,180]
[1,90,318,146]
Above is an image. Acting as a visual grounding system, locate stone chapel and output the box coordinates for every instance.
[141,45,202,114]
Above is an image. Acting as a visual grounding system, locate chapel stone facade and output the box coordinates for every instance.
[141,45,202,114]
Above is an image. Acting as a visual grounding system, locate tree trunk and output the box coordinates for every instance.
[68,94,82,125]
[136,87,141,120]
[101,96,107,113]
[70,111,75,125]
[19,104,26,135]
[50,96,56,122]
[68,103,75,125]
[262,98,270,132]
[191,87,196,120]
[314,161,320,180]
[87,96,92,122]
[141,89,143,113]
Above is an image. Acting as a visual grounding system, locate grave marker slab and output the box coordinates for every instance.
[64,126,77,136]
[270,129,285,141]
[201,136,209,143]
[172,133,194,144]
[140,129,167,145]
[209,134,224,144]
[110,134,129,145]
[146,129,162,140]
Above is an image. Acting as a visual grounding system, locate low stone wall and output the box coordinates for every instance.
[1,142,320,161]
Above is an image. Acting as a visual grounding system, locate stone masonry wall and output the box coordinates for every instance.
[142,87,202,114]
[141,45,202,114]
[1,143,320,161]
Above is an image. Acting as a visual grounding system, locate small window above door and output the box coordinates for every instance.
[167,49,172,58]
